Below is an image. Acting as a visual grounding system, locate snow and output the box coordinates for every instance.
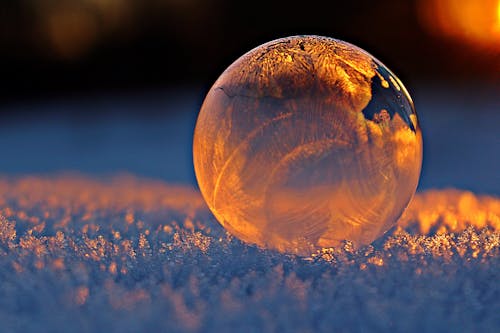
[0,175,498,332]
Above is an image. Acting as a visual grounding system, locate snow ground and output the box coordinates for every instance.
[0,176,498,332]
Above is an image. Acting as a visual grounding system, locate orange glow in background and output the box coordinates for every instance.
[418,0,500,51]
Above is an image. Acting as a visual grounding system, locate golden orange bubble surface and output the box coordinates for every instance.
[193,36,423,255]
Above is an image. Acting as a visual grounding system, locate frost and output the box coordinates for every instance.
[0,214,16,245]
[0,176,498,332]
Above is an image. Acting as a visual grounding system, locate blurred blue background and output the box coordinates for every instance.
[0,0,498,194]
[0,84,498,195]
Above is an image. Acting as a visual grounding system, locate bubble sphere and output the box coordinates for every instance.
[193,36,422,255]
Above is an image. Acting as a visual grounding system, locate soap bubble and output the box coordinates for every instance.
[193,36,422,255]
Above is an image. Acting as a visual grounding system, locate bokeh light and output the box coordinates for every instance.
[418,0,500,52]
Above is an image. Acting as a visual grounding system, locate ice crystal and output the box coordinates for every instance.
[0,176,498,332]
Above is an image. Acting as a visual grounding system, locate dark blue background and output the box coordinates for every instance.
[0,84,498,195]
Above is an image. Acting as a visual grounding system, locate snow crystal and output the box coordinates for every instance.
[0,175,498,332]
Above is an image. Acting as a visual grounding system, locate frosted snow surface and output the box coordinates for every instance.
[0,176,498,332]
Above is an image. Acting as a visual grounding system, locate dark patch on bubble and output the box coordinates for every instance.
[362,66,416,132]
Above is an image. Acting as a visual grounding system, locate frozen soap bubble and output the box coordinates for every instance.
[193,36,422,255]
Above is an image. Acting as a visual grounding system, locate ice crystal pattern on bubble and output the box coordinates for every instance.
[194,36,423,254]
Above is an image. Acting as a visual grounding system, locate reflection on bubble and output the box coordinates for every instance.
[193,36,422,255]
